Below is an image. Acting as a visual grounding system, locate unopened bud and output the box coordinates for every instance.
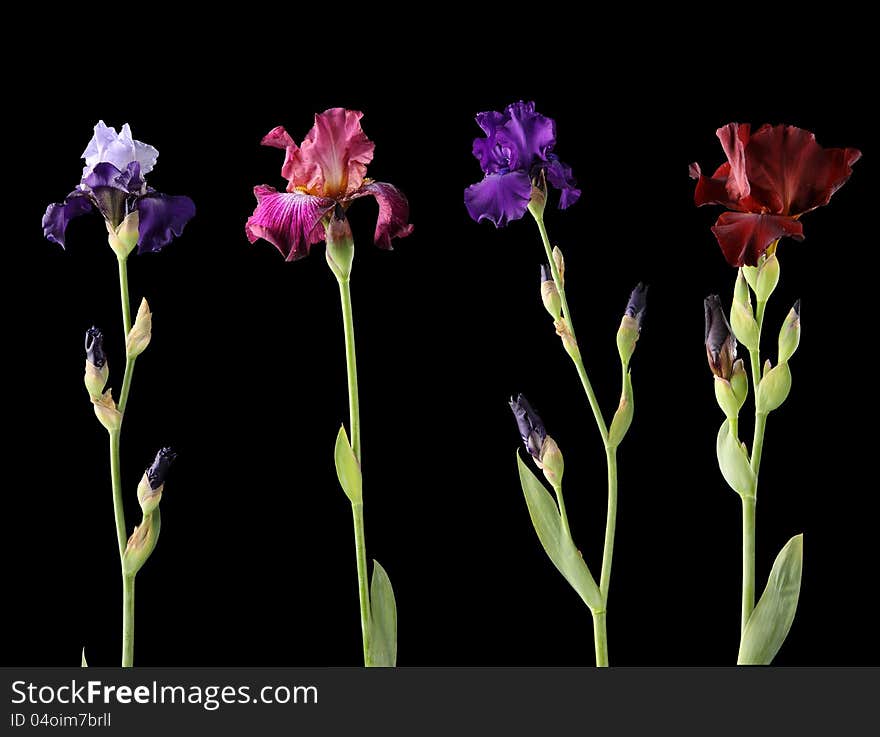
[107,211,139,259]
[83,326,109,400]
[756,360,792,414]
[137,447,176,515]
[554,317,581,362]
[538,435,564,486]
[92,390,121,432]
[325,206,355,281]
[552,246,565,288]
[607,370,634,448]
[509,394,546,461]
[126,298,152,358]
[122,511,161,577]
[778,300,801,363]
[527,178,547,219]
[705,295,737,380]
[714,359,748,419]
[540,264,561,319]
[755,253,780,302]
[617,283,647,365]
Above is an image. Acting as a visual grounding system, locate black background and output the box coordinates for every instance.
[6,26,877,667]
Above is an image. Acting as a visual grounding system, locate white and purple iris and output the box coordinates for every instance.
[43,121,195,253]
[464,101,580,227]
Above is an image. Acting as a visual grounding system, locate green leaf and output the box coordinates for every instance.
[81,648,87,667]
[607,370,634,448]
[756,362,792,414]
[738,534,804,665]
[716,419,755,498]
[516,453,602,611]
[334,425,362,504]
[367,560,397,667]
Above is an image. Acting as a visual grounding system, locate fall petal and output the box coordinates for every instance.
[347,181,413,249]
[245,186,334,261]
[711,212,804,267]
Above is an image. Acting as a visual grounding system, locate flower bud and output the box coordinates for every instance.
[137,447,176,515]
[527,178,547,219]
[705,295,737,380]
[607,370,634,448]
[756,360,792,414]
[778,300,801,364]
[107,211,139,259]
[325,206,355,281]
[92,390,122,432]
[552,246,565,288]
[83,326,109,400]
[540,264,561,319]
[554,317,581,362]
[714,359,747,419]
[617,282,647,365]
[730,270,758,350]
[125,298,152,358]
[509,393,546,461]
[538,435,564,486]
[122,511,161,577]
[755,253,780,302]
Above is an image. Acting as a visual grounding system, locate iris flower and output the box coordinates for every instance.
[465,101,580,227]
[246,108,413,261]
[43,121,195,253]
[690,123,861,267]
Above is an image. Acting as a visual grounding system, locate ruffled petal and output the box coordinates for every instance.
[347,181,414,249]
[245,186,334,261]
[472,110,507,173]
[135,193,196,253]
[42,191,94,248]
[82,162,144,226]
[290,108,375,198]
[471,102,556,175]
[261,126,300,185]
[81,120,158,179]
[464,172,532,227]
[691,161,740,208]
[544,156,581,209]
[711,212,804,267]
[745,124,862,214]
[717,123,751,201]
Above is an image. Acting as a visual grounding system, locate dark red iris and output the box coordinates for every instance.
[690,123,861,267]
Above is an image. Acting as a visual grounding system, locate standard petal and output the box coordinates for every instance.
[291,108,375,198]
[121,123,159,177]
[472,110,509,174]
[42,192,94,248]
[261,125,300,185]
[497,101,556,171]
[716,123,751,201]
[464,172,532,227]
[245,186,334,261]
[347,181,414,249]
[745,124,861,214]
[711,212,804,267]
[134,193,196,253]
[545,156,581,209]
[691,161,740,208]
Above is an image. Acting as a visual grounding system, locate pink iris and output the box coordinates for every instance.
[246,108,413,261]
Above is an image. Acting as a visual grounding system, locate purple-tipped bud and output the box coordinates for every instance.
[705,295,737,380]
[146,447,177,490]
[625,283,648,328]
[85,327,107,368]
[509,394,547,460]
[540,263,553,283]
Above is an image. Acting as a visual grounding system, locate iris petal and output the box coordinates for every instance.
[347,181,414,249]
[135,193,196,253]
[711,212,804,267]
[464,172,532,227]
[245,186,334,261]
[42,192,94,248]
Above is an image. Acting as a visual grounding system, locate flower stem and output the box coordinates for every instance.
[741,298,767,632]
[532,214,608,442]
[337,276,370,665]
[592,610,609,667]
[122,574,135,667]
[116,256,137,415]
[531,212,616,667]
[109,431,126,559]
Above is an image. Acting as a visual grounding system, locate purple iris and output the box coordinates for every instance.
[464,101,580,227]
[43,121,195,253]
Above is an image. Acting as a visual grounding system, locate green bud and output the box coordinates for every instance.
[334,425,362,504]
[742,265,759,292]
[552,246,565,288]
[716,419,756,498]
[107,211,139,259]
[734,268,751,306]
[137,473,162,516]
[755,253,780,302]
[84,361,109,402]
[714,365,747,420]
[729,359,748,407]
[122,511,160,577]
[325,209,355,282]
[608,371,634,448]
[92,390,122,432]
[778,300,801,364]
[730,298,759,351]
[125,298,152,359]
[538,435,564,487]
[554,318,580,363]
[527,181,547,219]
[540,264,562,320]
[757,361,792,413]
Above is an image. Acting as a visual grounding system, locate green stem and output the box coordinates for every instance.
[116,256,137,415]
[109,431,126,559]
[552,483,571,539]
[741,496,756,633]
[592,611,609,667]
[599,446,618,599]
[338,277,370,664]
[532,214,608,442]
[122,574,135,667]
